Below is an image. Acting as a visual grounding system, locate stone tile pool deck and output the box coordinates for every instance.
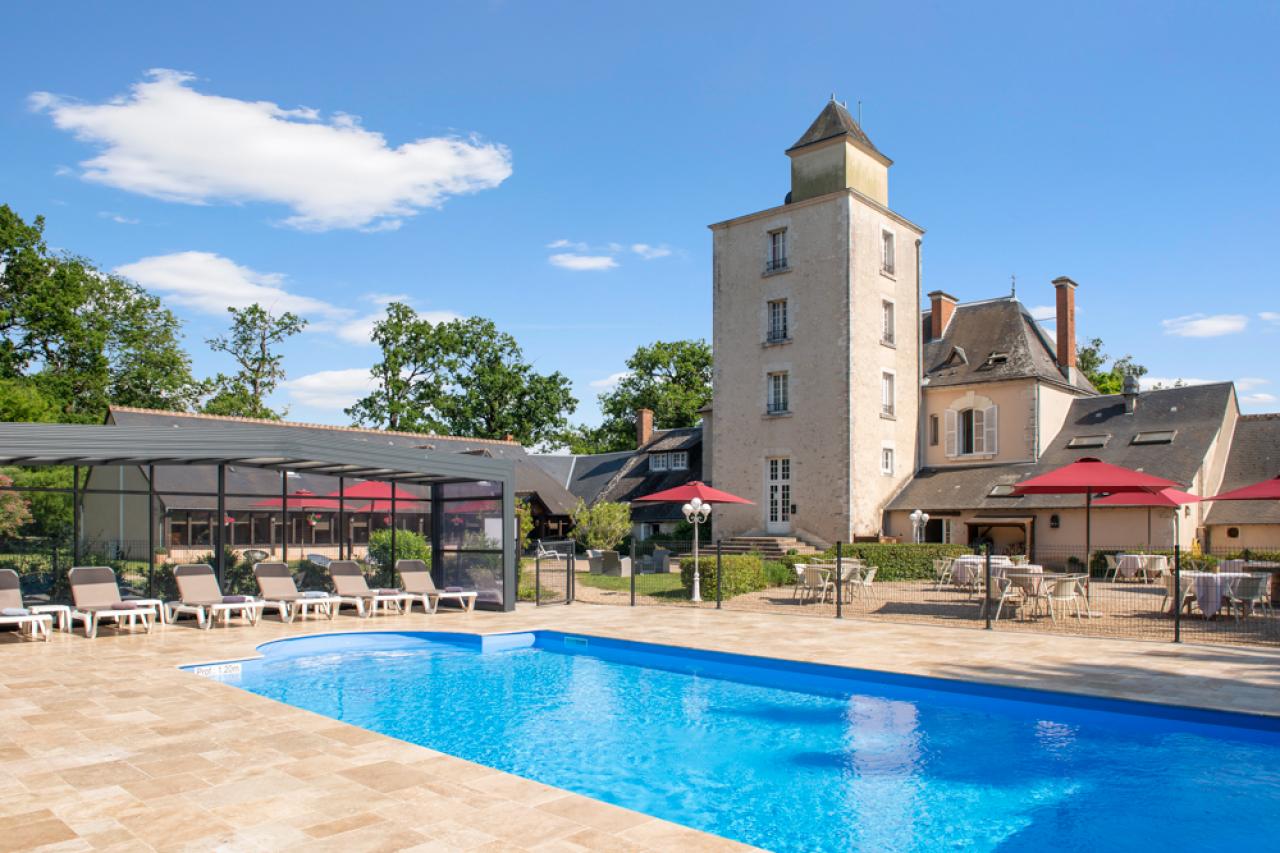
[2,605,1278,852]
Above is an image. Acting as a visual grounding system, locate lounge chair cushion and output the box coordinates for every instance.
[81,602,139,612]
[222,595,249,604]
[2,607,29,616]
[445,586,464,592]
[302,591,329,598]
[377,589,402,596]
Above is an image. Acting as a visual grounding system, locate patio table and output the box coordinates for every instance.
[1116,554,1167,582]
[951,555,1013,586]
[1184,572,1250,619]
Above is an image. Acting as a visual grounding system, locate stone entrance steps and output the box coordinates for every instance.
[717,535,821,559]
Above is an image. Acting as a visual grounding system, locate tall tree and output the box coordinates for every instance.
[346,302,449,432]
[1077,337,1148,395]
[574,339,712,453]
[348,305,576,445]
[202,303,307,419]
[0,204,201,421]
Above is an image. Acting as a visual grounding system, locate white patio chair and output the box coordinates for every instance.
[979,576,1023,621]
[1046,576,1084,622]
[1224,574,1272,621]
[849,566,877,603]
[932,558,954,591]
[1161,571,1197,615]
[1104,554,1121,582]
[790,564,808,600]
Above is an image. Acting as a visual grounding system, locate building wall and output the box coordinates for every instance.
[788,139,888,206]
[1205,524,1280,551]
[921,380,1038,466]
[1188,394,1239,534]
[710,189,921,544]
[1036,383,1080,458]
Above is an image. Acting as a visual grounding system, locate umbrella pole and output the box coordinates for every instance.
[1085,491,1097,615]
[1147,507,1152,550]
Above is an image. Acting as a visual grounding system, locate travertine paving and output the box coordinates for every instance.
[2,604,1278,852]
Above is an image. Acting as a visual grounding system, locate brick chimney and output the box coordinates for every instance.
[1053,276,1078,376]
[636,408,654,448]
[928,291,957,340]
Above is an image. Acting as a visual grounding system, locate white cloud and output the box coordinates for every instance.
[549,253,617,271]
[589,371,630,389]
[631,243,672,260]
[32,69,512,231]
[1242,392,1278,407]
[282,367,376,410]
[1261,312,1280,324]
[98,211,139,225]
[546,238,589,251]
[1236,377,1269,392]
[1028,305,1056,322]
[115,251,348,318]
[1161,313,1248,338]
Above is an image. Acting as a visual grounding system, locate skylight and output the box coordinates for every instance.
[1132,430,1176,445]
[988,484,1018,496]
[1067,434,1110,448]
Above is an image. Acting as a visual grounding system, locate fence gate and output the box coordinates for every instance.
[532,540,574,606]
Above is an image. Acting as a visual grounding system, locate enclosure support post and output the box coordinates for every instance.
[147,464,156,599]
[535,554,541,606]
[835,541,843,619]
[215,464,226,588]
[389,483,397,586]
[338,476,346,560]
[984,543,993,630]
[71,465,80,566]
[630,555,636,606]
[430,483,443,586]
[280,470,288,563]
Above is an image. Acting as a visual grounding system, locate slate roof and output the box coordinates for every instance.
[922,297,1095,393]
[787,100,889,163]
[529,451,633,506]
[887,383,1235,512]
[592,428,703,522]
[1204,414,1280,525]
[106,407,578,516]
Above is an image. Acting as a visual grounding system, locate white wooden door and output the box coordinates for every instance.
[765,457,792,533]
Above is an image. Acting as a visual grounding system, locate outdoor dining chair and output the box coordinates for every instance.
[1224,574,1272,621]
[932,558,954,591]
[979,575,1023,622]
[1046,576,1085,622]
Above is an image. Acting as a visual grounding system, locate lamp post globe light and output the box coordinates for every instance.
[909,509,930,544]
[683,498,712,602]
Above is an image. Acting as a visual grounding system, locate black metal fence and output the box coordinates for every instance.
[569,539,1280,648]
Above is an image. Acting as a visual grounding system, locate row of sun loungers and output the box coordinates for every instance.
[0,558,478,640]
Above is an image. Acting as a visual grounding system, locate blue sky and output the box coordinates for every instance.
[2,1,1277,429]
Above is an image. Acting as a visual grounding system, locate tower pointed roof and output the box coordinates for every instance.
[787,99,889,163]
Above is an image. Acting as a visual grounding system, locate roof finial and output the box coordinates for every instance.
[1010,273,1017,299]
[857,99,863,126]
[830,91,836,102]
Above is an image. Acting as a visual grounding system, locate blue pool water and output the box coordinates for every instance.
[188,631,1280,852]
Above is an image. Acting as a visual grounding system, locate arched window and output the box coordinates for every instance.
[945,403,998,457]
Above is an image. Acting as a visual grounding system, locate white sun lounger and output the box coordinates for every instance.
[395,559,478,613]
[167,564,265,629]
[0,569,53,641]
[68,566,158,639]
[252,562,336,623]
[329,560,414,617]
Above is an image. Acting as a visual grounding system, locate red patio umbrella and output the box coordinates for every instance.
[632,481,754,506]
[1208,475,1280,502]
[1094,487,1200,548]
[633,482,752,603]
[1012,458,1180,603]
[252,489,346,510]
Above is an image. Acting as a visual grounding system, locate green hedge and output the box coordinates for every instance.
[818,543,972,581]
[681,553,765,598]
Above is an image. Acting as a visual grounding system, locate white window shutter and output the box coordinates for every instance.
[944,410,957,457]
[985,405,999,455]
[972,408,985,454]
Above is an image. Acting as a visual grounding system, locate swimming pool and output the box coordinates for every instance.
[188,631,1280,851]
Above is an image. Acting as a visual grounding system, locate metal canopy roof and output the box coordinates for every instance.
[0,423,514,485]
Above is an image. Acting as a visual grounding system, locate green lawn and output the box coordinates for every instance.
[575,571,687,596]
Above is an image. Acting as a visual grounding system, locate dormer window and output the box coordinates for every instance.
[670,451,688,470]
[650,453,669,472]
[983,352,1009,367]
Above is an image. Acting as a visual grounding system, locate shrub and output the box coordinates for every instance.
[818,543,971,581]
[571,500,631,552]
[682,553,765,598]
[762,560,796,587]
[366,528,431,573]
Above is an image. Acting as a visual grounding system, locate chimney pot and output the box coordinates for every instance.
[927,290,958,341]
[1052,277,1078,377]
[636,408,654,448]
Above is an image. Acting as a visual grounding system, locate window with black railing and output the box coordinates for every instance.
[765,228,788,273]
[767,299,789,342]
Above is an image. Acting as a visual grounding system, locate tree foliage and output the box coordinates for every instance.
[0,205,201,421]
[348,304,576,445]
[202,303,307,419]
[0,472,32,538]
[572,339,712,453]
[1077,337,1148,395]
[570,499,631,551]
